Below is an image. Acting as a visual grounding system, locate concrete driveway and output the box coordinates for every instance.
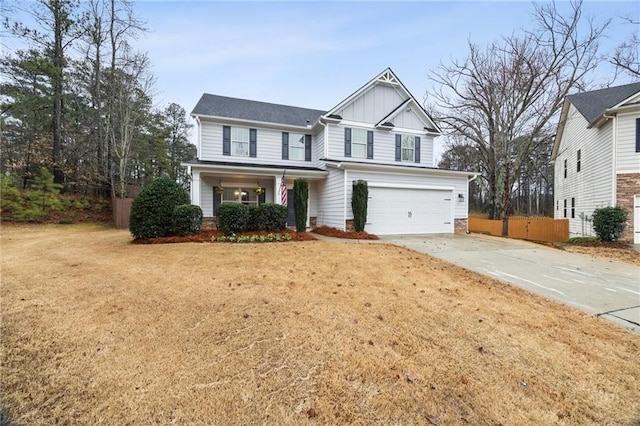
[379,234,640,332]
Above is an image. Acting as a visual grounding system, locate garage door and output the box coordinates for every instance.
[366,187,453,235]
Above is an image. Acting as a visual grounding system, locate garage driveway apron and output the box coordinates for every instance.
[379,233,640,333]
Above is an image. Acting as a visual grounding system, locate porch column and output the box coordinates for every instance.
[191,169,201,206]
[274,175,283,205]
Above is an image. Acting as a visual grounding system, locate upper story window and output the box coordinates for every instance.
[395,134,421,163]
[289,133,305,160]
[282,132,312,161]
[231,127,249,156]
[223,125,257,158]
[563,159,567,178]
[577,149,581,172]
[344,128,373,159]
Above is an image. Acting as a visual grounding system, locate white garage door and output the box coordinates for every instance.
[366,187,453,235]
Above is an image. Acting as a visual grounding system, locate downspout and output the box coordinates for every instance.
[604,113,616,207]
[195,116,202,159]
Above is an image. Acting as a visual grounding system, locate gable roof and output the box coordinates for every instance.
[325,68,442,134]
[568,82,640,126]
[552,82,640,161]
[192,94,326,128]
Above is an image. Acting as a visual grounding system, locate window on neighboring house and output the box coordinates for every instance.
[577,149,581,172]
[563,199,567,218]
[636,118,640,152]
[223,126,257,157]
[564,159,567,178]
[344,128,373,159]
[556,200,559,211]
[571,197,575,218]
[395,134,421,163]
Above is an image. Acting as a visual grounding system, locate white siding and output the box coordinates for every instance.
[198,119,319,168]
[554,104,614,236]
[337,84,405,124]
[616,112,640,174]
[346,170,469,219]
[325,123,435,167]
[315,167,345,229]
[314,130,325,164]
[393,108,427,131]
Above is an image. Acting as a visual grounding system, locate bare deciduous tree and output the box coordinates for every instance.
[429,0,608,235]
[611,16,639,79]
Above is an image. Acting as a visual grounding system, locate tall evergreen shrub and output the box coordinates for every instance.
[293,178,309,232]
[129,176,190,239]
[351,180,368,232]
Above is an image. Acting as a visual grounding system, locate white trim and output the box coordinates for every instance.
[195,116,202,157]
[192,113,315,132]
[368,182,456,191]
[186,163,327,179]
[327,160,477,179]
[634,194,640,244]
[611,113,617,206]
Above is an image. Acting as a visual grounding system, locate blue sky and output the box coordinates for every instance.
[4,1,639,154]
[133,1,638,114]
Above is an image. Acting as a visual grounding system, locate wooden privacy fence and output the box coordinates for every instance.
[469,216,569,243]
[112,197,133,229]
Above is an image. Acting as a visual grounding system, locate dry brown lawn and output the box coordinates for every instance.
[1,224,639,425]
[562,245,640,267]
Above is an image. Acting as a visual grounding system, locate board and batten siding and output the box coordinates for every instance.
[554,103,614,236]
[616,112,640,174]
[346,171,468,220]
[198,120,318,168]
[336,84,405,124]
[315,167,345,229]
[325,123,435,167]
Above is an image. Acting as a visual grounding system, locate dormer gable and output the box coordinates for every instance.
[325,68,441,134]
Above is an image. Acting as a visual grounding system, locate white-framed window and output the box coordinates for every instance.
[221,187,259,206]
[231,127,249,156]
[351,128,367,158]
[401,135,415,162]
[289,133,305,161]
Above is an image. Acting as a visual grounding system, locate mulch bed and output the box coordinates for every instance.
[311,226,379,240]
[132,229,318,244]
[568,240,633,250]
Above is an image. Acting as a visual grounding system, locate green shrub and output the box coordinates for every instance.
[351,180,368,232]
[592,206,628,242]
[129,176,190,239]
[293,178,309,232]
[217,203,251,235]
[255,203,288,231]
[565,236,599,244]
[172,204,203,236]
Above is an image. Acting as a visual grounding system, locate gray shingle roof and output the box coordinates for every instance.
[192,94,326,127]
[568,82,640,124]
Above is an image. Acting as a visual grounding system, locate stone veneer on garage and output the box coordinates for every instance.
[616,173,640,243]
[454,218,468,234]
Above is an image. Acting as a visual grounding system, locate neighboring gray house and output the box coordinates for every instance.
[551,82,640,243]
[185,68,477,235]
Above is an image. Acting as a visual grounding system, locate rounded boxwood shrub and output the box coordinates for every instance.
[255,203,288,231]
[592,206,627,242]
[172,204,203,236]
[217,203,251,234]
[129,176,190,239]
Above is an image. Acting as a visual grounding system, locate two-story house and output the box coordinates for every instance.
[552,82,640,243]
[185,68,477,235]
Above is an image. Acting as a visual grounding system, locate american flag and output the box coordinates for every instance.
[280,173,287,207]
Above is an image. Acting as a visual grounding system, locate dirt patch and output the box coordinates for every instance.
[1,224,639,425]
[562,242,640,267]
[312,226,379,240]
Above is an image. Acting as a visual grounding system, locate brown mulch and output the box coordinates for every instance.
[132,228,317,244]
[312,226,379,240]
